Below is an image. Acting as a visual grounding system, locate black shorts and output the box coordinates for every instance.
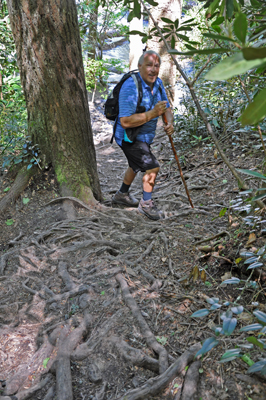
[120,140,160,173]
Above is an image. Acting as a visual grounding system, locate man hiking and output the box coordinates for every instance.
[112,50,174,220]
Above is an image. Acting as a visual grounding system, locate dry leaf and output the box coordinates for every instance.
[246,233,256,247]
[200,269,206,283]
[238,313,253,323]
[221,272,231,281]
[192,266,199,282]
[198,245,213,253]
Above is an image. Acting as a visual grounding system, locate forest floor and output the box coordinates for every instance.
[0,97,266,400]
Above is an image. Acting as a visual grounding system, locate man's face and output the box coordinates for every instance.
[138,54,160,88]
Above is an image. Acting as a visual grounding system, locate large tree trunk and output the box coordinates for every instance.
[148,0,183,107]
[6,0,102,204]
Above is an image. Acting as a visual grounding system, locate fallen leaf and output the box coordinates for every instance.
[221,272,231,282]
[238,313,253,323]
[198,245,213,253]
[201,269,206,283]
[246,233,256,247]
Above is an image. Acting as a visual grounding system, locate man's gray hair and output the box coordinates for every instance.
[138,50,161,66]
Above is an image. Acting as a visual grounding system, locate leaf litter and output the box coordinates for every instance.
[0,101,265,399]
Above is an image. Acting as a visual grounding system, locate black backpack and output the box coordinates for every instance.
[104,70,146,143]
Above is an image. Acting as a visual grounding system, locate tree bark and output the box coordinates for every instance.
[6,0,102,204]
[148,0,183,107]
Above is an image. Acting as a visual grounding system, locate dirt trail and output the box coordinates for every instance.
[0,100,266,400]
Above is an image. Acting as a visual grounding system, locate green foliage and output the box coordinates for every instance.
[191,297,266,374]
[84,59,108,91]
[0,6,28,171]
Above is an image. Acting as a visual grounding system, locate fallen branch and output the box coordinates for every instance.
[194,230,230,245]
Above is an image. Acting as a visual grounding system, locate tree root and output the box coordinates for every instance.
[180,360,201,400]
[110,336,159,373]
[116,273,169,374]
[116,343,201,400]
[0,165,38,216]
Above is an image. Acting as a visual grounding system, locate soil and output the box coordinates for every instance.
[0,96,266,400]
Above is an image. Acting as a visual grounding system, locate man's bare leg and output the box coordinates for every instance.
[123,167,137,186]
[142,167,159,193]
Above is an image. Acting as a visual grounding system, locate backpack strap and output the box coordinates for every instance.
[110,72,143,144]
[132,73,143,112]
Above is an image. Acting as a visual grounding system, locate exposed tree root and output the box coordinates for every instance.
[0,165,38,216]
[180,360,201,400]
[110,336,159,373]
[116,343,201,400]
[116,273,169,374]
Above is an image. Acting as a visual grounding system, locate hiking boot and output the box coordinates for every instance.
[112,190,139,207]
[138,199,161,220]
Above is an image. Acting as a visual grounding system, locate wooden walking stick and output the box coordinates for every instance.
[163,114,194,208]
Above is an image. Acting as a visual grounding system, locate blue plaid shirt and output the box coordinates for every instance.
[114,73,170,146]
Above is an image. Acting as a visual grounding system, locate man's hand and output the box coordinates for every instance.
[154,101,168,117]
[162,108,174,136]
[164,122,174,136]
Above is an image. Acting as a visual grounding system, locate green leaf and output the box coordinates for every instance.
[22,197,30,205]
[240,323,263,332]
[169,48,229,56]
[246,336,264,349]
[204,53,266,81]
[174,18,179,29]
[231,305,244,314]
[133,0,141,19]
[252,192,266,201]
[211,16,225,26]
[43,357,50,368]
[206,0,220,17]
[203,33,236,42]
[247,360,266,374]
[127,10,135,22]
[247,262,263,269]
[241,88,266,126]
[176,33,191,42]
[226,0,234,18]
[219,348,242,363]
[237,168,266,180]
[171,36,175,49]
[128,30,146,37]
[161,17,174,24]
[101,291,105,295]
[221,277,240,285]
[253,310,266,324]
[145,0,158,5]
[27,163,33,170]
[3,187,10,192]
[241,354,254,367]
[243,47,266,60]
[206,297,220,305]
[191,309,210,318]
[195,337,219,358]
[6,219,14,226]
[233,13,247,44]
[223,316,237,335]
[219,207,227,217]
